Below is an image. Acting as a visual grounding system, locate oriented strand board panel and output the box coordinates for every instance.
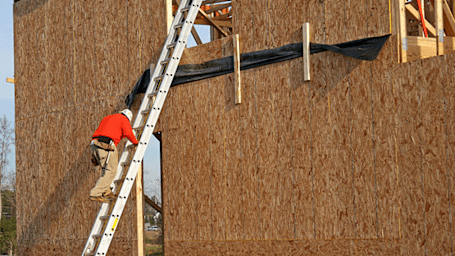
[14,0,167,254]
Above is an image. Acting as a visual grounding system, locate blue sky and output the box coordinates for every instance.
[0,1,210,197]
[0,0,15,174]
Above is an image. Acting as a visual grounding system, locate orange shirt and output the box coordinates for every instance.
[92,113,139,146]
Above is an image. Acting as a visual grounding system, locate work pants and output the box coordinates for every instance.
[90,143,119,197]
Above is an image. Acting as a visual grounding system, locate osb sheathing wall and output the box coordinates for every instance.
[13,0,166,255]
[156,1,455,255]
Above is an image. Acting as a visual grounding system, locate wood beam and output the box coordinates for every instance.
[443,0,455,36]
[202,0,228,5]
[436,0,445,55]
[6,78,14,84]
[198,8,230,37]
[406,4,437,36]
[136,163,145,256]
[203,2,231,14]
[399,0,408,62]
[233,34,241,104]
[303,23,311,81]
[194,18,232,27]
[191,27,203,45]
[429,0,455,36]
[145,194,162,213]
[166,0,173,33]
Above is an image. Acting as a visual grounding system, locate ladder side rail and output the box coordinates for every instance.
[82,3,188,253]
[82,203,111,254]
[92,0,202,254]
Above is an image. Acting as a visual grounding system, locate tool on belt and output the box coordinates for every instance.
[92,136,115,172]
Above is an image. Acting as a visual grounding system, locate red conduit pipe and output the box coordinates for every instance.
[416,0,429,37]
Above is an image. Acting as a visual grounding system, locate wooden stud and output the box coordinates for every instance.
[429,0,455,36]
[442,0,455,36]
[6,77,15,84]
[233,34,241,104]
[166,0,173,34]
[136,162,145,256]
[191,27,203,45]
[436,0,445,55]
[406,4,437,37]
[398,0,408,62]
[302,23,310,81]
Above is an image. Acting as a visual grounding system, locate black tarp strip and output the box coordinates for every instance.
[125,34,390,108]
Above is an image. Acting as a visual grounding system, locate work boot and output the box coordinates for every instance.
[102,191,117,200]
[90,195,109,203]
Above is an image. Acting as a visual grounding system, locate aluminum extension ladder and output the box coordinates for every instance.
[82,0,202,255]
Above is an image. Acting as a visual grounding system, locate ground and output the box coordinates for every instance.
[145,230,163,256]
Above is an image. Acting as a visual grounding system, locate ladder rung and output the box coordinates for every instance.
[148,90,159,98]
[154,75,164,82]
[167,42,177,49]
[92,234,103,239]
[181,6,191,12]
[99,215,109,220]
[127,143,137,150]
[174,22,185,29]
[160,58,171,65]
[113,178,123,184]
[121,161,132,167]
[142,108,152,115]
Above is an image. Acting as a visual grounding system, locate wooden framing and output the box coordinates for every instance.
[399,0,407,62]
[398,0,455,61]
[233,34,241,104]
[302,23,310,81]
[6,77,15,84]
[136,163,145,256]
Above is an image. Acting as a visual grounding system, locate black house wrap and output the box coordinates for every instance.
[125,34,390,108]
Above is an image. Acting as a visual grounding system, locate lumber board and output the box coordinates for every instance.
[194,79,212,240]
[396,60,426,255]
[436,0,445,55]
[303,23,310,81]
[208,75,227,241]
[370,38,400,239]
[239,69,261,240]
[136,165,144,256]
[419,56,451,255]
[398,0,408,62]
[406,36,438,62]
[233,34,241,104]
[405,4,437,37]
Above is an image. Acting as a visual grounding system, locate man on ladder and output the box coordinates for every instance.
[89,109,138,203]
